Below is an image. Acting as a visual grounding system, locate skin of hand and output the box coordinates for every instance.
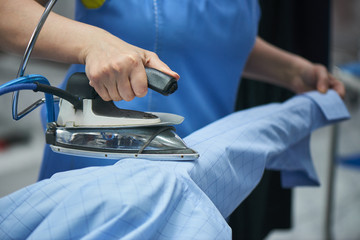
[0,0,179,102]
[80,30,179,101]
[243,38,346,99]
[289,60,345,98]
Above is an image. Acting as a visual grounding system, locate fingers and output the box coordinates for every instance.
[314,64,329,94]
[313,64,346,99]
[88,79,113,101]
[85,49,178,102]
[144,51,180,80]
[116,69,136,101]
[329,74,346,99]
[88,68,138,102]
[85,53,148,102]
[129,65,148,98]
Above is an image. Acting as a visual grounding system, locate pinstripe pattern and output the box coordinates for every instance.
[0,90,349,239]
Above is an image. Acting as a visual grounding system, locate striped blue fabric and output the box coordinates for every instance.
[0,90,349,239]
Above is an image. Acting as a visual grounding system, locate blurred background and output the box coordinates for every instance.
[0,1,359,240]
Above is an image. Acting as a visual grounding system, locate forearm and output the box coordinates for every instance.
[243,37,312,91]
[0,0,101,64]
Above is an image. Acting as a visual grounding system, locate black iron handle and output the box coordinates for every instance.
[66,67,178,100]
[145,67,178,96]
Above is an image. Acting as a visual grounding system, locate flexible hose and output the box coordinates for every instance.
[34,83,82,109]
[0,75,83,122]
[12,0,58,122]
[0,75,55,122]
[0,83,37,95]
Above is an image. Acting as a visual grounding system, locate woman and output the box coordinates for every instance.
[0,0,345,179]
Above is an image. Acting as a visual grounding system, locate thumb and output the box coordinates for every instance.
[314,65,329,93]
[143,51,180,80]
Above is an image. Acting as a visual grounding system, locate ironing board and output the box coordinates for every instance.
[0,90,350,239]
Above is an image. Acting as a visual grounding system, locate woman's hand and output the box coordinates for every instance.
[80,29,179,101]
[0,0,179,102]
[244,38,346,99]
[290,59,345,99]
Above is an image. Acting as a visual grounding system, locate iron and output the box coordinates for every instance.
[46,72,199,160]
[7,0,199,161]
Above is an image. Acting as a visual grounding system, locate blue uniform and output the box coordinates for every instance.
[39,0,261,179]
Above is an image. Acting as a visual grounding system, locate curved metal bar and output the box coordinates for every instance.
[12,0,57,121]
[17,0,57,78]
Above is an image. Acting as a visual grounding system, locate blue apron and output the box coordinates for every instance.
[39,0,261,179]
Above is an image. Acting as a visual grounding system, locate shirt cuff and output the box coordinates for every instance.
[280,90,350,188]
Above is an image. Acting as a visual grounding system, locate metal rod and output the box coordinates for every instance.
[324,124,339,240]
[12,0,57,120]
[17,0,57,78]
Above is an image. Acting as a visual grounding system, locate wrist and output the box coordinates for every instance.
[78,26,109,65]
[287,55,313,92]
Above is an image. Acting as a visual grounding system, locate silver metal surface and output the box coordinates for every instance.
[51,126,199,160]
[50,145,199,161]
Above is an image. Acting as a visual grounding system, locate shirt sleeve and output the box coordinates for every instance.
[0,90,350,239]
[183,90,350,217]
[267,90,350,188]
